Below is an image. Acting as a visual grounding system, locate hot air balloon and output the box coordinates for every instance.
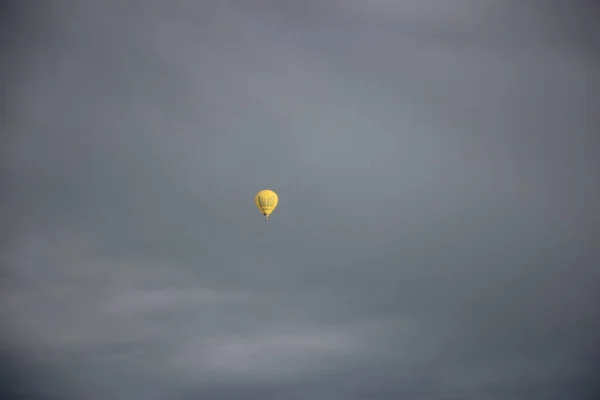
[254,190,278,220]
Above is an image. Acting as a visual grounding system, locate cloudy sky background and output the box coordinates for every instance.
[2,1,599,399]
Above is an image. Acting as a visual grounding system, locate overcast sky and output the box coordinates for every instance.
[1,1,599,399]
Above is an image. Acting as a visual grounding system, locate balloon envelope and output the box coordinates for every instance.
[254,190,278,220]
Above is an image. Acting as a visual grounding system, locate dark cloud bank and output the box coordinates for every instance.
[1,1,599,399]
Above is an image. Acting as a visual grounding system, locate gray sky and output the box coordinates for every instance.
[2,1,599,399]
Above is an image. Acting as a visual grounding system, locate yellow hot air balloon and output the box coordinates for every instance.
[254,189,278,220]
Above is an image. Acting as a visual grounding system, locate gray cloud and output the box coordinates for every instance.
[2,0,599,399]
